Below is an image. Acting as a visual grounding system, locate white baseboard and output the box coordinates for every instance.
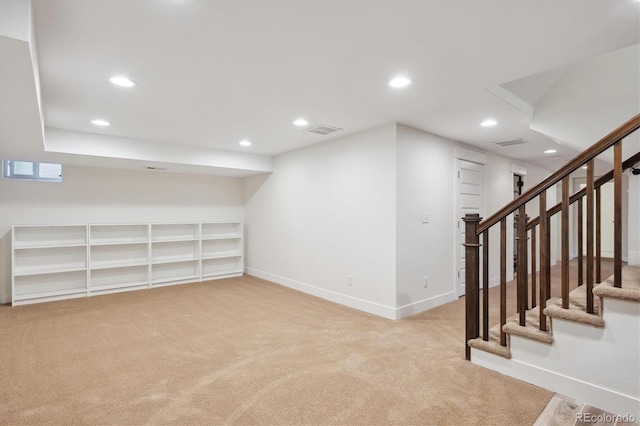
[245,268,457,320]
[395,291,456,319]
[245,267,397,320]
[471,346,640,419]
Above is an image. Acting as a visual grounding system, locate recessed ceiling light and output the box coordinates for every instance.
[582,165,588,169]
[480,119,498,127]
[110,76,137,87]
[239,140,252,147]
[389,75,412,88]
[293,118,308,127]
[544,149,557,154]
[91,119,110,126]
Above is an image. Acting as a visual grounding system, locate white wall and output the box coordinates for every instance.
[0,165,244,303]
[530,44,639,154]
[395,125,556,318]
[244,124,398,318]
[517,159,558,274]
[244,123,559,320]
[395,125,456,316]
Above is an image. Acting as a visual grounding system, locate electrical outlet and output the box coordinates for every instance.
[423,276,428,288]
[347,275,352,286]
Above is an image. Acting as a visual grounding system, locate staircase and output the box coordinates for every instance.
[463,114,640,419]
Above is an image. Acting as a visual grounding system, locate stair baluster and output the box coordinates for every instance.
[578,197,584,286]
[500,218,507,346]
[464,114,639,359]
[614,141,622,288]
[483,230,489,341]
[539,191,548,332]
[586,159,595,313]
[531,226,537,308]
[596,186,602,284]
[562,176,570,309]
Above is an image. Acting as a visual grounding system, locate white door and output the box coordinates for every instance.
[456,160,484,297]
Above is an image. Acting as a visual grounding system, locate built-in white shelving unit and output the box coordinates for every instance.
[200,222,243,279]
[11,221,243,306]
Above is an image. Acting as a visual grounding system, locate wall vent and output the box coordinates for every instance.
[145,166,168,171]
[305,124,343,136]
[495,138,527,147]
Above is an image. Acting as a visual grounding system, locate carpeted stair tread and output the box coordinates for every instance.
[544,286,604,328]
[502,302,554,344]
[468,336,511,359]
[468,323,511,358]
[593,265,640,302]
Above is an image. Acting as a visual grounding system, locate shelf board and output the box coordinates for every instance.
[152,274,199,285]
[14,288,87,301]
[202,271,243,279]
[151,237,198,243]
[90,260,149,270]
[151,257,198,265]
[90,240,148,247]
[201,235,241,241]
[14,266,87,277]
[201,253,242,260]
[14,242,87,250]
[90,281,149,291]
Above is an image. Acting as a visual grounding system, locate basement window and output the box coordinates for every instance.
[2,160,63,182]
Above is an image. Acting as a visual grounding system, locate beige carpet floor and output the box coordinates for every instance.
[0,270,561,425]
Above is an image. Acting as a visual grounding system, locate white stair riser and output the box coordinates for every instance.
[472,297,640,419]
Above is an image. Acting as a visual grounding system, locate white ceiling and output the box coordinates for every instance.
[2,0,640,175]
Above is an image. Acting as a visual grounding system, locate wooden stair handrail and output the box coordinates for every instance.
[476,113,640,235]
[527,150,640,229]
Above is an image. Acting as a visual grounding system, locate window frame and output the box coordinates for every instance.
[2,160,63,183]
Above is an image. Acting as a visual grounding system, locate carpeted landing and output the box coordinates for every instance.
[0,275,552,425]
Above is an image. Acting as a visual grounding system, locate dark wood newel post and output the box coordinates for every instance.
[464,213,482,360]
[516,208,529,326]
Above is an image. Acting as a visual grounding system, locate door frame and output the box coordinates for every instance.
[453,147,487,298]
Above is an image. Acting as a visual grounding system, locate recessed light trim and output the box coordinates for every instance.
[91,119,110,126]
[480,119,498,127]
[293,118,308,127]
[544,149,557,154]
[389,75,412,88]
[110,76,137,87]
[239,140,252,147]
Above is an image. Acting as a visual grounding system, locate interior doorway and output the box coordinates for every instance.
[455,159,484,298]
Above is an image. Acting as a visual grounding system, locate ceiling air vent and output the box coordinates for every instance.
[494,138,527,147]
[145,166,168,171]
[305,124,343,136]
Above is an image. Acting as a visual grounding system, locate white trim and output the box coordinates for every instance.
[511,163,528,176]
[628,250,639,267]
[485,85,534,118]
[245,267,397,320]
[453,146,487,164]
[471,346,640,419]
[395,291,456,319]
